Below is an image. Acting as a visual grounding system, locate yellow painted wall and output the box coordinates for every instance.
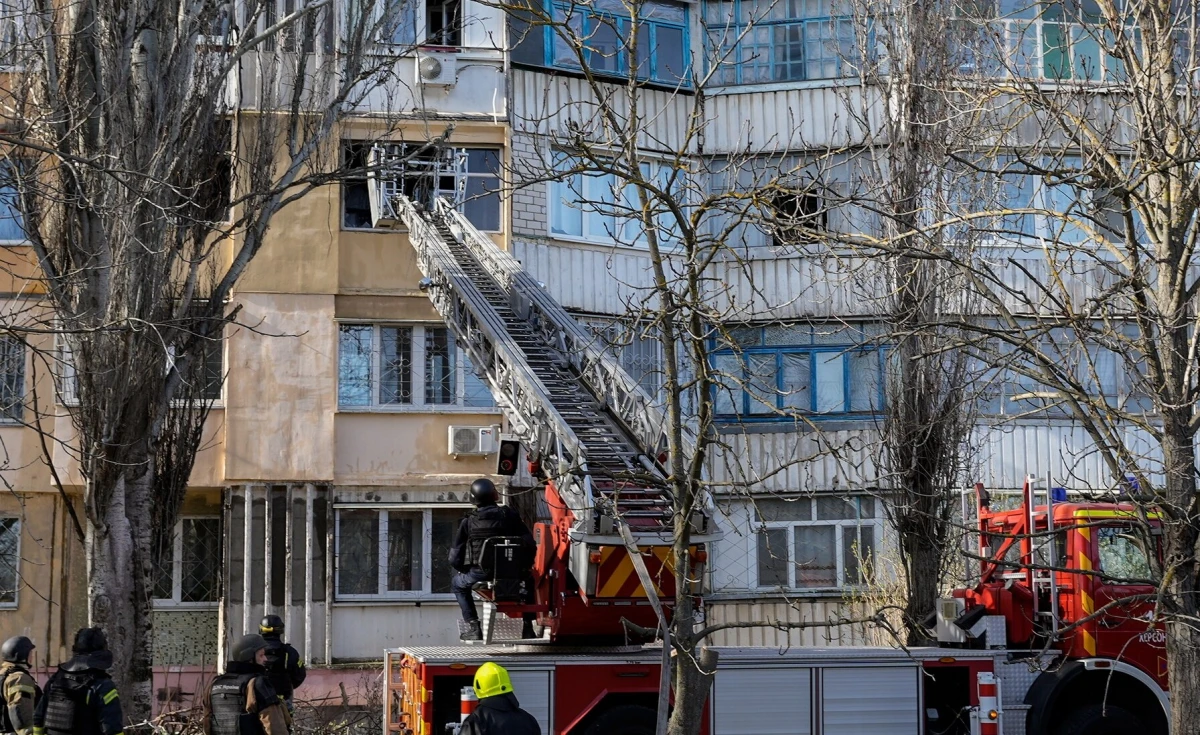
[224,292,337,482]
[0,492,86,669]
[334,412,501,485]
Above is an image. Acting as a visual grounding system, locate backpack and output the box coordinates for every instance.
[43,672,95,735]
[0,668,35,733]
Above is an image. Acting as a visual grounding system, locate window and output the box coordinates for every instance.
[705,0,858,86]
[949,0,1136,82]
[154,517,221,605]
[1096,526,1154,583]
[0,518,17,605]
[188,122,232,225]
[976,326,1149,416]
[514,0,690,86]
[169,339,225,401]
[0,0,31,68]
[0,336,21,422]
[343,142,501,231]
[426,0,461,46]
[711,323,885,420]
[581,317,662,396]
[549,152,684,248]
[242,0,334,53]
[949,154,1118,245]
[338,324,494,410]
[772,191,828,246]
[57,333,221,406]
[382,0,419,45]
[753,496,879,590]
[0,161,25,243]
[335,507,465,598]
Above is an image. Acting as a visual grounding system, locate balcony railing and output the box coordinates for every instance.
[705,14,1192,86]
[705,16,858,86]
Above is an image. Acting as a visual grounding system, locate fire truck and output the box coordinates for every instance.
[369,157,1171,735]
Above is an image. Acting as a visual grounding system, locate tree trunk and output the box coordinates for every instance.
[1160,420,1200,734]
[900,524,941,646]
[86,471,154,725]
[667,629,716,735]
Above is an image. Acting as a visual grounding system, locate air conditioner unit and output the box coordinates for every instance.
[449,425,499,456]
[416,51,457,87]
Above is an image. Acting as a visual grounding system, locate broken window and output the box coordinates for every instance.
[771,190,827,247]
[426,0,461,46]
[343,141,500,231]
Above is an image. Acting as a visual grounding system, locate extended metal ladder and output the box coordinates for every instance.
[372,183,715,585]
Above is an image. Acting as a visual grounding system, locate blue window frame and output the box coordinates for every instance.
[0,161,24,243]
[710,324,886,421]
[541,0,691,87]
[704,0,859,86]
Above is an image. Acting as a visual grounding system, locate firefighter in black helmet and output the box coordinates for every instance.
[449,478,537,641]
[0,636,39,735]
[204,634,290,735]
[33,628,123,735]
[257,616,305,711]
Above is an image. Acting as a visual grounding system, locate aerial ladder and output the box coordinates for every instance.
[369,145,717,642]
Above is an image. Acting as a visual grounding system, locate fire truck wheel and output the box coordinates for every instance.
[582,704,656,735]
[1059,704,1143,735]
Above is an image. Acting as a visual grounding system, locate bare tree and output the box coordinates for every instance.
[837,0,981,644]
[868,0,1200,728]
[0,0,425,719]
[493,1,905,731]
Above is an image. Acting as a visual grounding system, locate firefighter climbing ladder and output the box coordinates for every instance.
[370,149,715,585]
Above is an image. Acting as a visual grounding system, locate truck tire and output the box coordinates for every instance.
[582,704,657,735]
[1059,704,1142,735]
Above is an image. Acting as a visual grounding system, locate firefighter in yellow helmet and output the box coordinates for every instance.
[459,662,540,735]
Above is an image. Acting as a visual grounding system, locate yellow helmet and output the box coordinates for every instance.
[473,661,513,699]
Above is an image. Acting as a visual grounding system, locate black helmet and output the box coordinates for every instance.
[232,634,268,664]
[259,614,284,638]
[0,636,33,664]
[470,478,498,506]
[72,627,107,655]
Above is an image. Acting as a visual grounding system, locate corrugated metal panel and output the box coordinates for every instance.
[506,671,552,733]
[708,429,881,494]
[706,256,881,320]
[333,604,463,659]
[512,239,655,314]
[704,600,883,648]
[514,239,880,320]
[511,70,695,152]
[703,86,876,153]
[971,422,1162,491]
[712,667,813,734]
[822,667,920,734]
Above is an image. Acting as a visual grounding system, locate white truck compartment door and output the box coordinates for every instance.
[822,666,920,734]
[506,670,552,733]
[712,666,813,734]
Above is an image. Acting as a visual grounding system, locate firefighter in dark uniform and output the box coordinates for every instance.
[449,478,537,641]
[204,634,290,735]
[0,636,39,735]
[257,616,305,711]
[33,628,123,735]
[459,662,541,735]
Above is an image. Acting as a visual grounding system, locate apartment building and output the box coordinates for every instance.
[502,0,1149,647]
[0,0,1156,713]
[0,0,515,707]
